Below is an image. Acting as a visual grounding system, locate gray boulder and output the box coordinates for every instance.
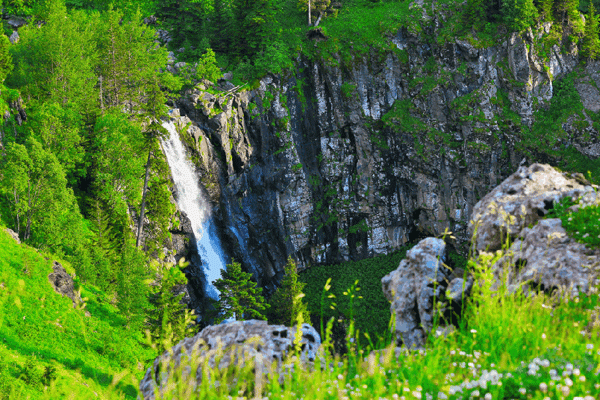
[492,218,600,297]
[382,238,467,349]
[468,163,591,253]
[139,320,321,400]
[48,261,82,308]
[9,30,19,44]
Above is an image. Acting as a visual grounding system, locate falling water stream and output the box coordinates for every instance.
[161,120,227,300]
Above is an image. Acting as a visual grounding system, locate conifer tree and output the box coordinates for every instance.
[538,0,554,21]
[582,2,600,59]
[463,0,487,30]
[116,229,150,329]
[502,0,539,31]
[0,34,13,83]
[214,260,269,322]
[149,258,195,352]
[268,257,310,327]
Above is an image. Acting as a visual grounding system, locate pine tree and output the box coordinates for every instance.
[538,0,554,21]
[0,34,13,83]
[116,229,150,329]
[502,0,539,31]
[581,2,600,59]
[149,258,196,352]
[268,257,310,327]
[214,260,269,322]
[463,0,488,30]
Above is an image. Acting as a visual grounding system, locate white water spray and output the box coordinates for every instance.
[161,120,227,300]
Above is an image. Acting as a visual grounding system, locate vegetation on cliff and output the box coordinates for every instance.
[0,0,599,398]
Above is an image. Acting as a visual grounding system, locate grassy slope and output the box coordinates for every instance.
[0,227,154,399]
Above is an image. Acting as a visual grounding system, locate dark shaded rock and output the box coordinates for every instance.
[48,261,82,308]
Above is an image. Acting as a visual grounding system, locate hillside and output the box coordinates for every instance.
[0,227,154,399]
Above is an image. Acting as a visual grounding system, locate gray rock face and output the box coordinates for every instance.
[48,261,82,308]
[164,22,597,299]
[4,228,20,244]
[493,218,600,297]
[139,320,321,400]
[381,238,464,349]
[468,163,590,252]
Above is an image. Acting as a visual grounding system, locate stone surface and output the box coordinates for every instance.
[381,238,463,349]
[4,228,20,244]
[492,218,600,297]
[9,30,19,44]
[48,261,82,308]
[139,320,320,400]
[164,18,597,305]
[468,164,590,253]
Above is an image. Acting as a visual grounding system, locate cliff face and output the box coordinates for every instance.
[169,24,600,294]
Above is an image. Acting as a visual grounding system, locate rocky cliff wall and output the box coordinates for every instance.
[167,25,600,296]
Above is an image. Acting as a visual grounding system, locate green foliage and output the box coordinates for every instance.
[0,227,153,399]
[300,248,409,342]
[341,82,356,99]
[148,258,196,354]
[546,194,600,249]
[581,2,600,59]
[195,48,222,83]
[0,35,13,84]
[463,0,488,29]
[501,0,538,31]
[268,257,310,326]
[214,260,269,322]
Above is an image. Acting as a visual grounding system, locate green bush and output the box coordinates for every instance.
[299,247,409,345]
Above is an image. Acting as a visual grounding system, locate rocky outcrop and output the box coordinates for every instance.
[468,163,590,252]
[4,228,20,244]
[48,261,82,308]
[493,218,600,297]
[139,320,321,400]
[164,18,599,300]
[381,237,471,349]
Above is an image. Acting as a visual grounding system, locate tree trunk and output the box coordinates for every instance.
[314,12,323,27]
[136,150,153,248]
[308,0,312,25]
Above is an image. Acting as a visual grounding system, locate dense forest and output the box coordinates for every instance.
[0,0,600,397]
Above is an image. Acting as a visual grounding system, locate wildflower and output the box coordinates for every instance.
[471,390,480,397]
[539,382,548,392]
[579,375,586,382]
[573,368,580,376]
[484,394,492,400]
[437,392,448,399]
[561,385,570,396]
[586,343,594,350]
[470,329,477,334]
[412,391,422,399]
[338,374,343,380]
[565,377,573,387]
[541,333,546,339]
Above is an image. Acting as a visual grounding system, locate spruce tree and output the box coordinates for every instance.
[538,0,554,21]
[116,229,150,329]
[149,258,196,352]
[502,0,539,31]
[268,257,310,327]
[214,260,269,322]
[582,2,600,59]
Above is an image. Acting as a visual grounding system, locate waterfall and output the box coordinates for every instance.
[161,120,227,300]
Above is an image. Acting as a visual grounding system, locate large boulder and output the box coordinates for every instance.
[468,164,591,253]
[381,238,471,349]
[492,217,600,297]
[139,320,321,400]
